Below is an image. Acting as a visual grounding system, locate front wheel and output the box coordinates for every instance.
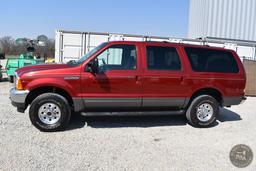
[186,95,219,128]
[29,93,71,132]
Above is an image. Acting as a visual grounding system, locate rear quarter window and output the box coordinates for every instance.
[146,46,181,71]
[184,47,239,73]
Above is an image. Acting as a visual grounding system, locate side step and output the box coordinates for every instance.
[81,110,185,116]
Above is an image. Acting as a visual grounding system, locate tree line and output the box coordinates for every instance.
[0,36,55,59]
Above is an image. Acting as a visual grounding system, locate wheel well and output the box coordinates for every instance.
[25,86,74,108]
[189,88,222,106]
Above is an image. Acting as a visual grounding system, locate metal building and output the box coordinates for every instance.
[188,0,256,41]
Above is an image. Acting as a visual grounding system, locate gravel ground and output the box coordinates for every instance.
[0,80,255,171]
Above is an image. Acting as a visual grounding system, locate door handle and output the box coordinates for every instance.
[180,76,184,82]
[135,75,141,84]
[126,75,140,84]
[127,76,135,79]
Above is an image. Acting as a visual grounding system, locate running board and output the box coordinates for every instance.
[81,110,185,116]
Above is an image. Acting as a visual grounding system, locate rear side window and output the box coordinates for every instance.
[185,47,239,73]
[146,46,181,70]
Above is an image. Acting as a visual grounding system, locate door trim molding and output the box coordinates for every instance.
[75,97,188,111]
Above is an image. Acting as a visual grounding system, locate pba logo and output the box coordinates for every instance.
[230,144,253,168]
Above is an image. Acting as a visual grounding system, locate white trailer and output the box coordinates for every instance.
[55,30,256,63]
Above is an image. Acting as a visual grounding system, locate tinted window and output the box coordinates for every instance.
[96,45,137,71]
[185,47,239,73]
[146,46,181,70]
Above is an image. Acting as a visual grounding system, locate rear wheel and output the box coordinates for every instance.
[29,93,71,132]
[186,95,219,128]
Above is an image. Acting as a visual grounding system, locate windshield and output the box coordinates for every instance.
[68,42,108,65]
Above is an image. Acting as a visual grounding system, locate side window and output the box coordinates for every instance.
[146,46,181,70]
[185,47,239,73]
[96,44,137,71]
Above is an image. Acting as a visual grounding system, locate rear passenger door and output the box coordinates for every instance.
[142,44,188,109]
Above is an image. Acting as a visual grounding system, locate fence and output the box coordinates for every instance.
[244,59,256,96]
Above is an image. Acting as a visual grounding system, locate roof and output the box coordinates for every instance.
[107,41,232,51]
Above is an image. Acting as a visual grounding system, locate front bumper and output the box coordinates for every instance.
[10,87,29,113]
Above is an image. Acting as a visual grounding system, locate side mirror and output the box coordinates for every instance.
[86,59,99,73]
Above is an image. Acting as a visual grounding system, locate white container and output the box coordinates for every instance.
[55,30,256,63]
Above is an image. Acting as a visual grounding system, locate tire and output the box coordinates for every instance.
[186,95,219,128]
[29,93,71,132]
[9,76,14,83]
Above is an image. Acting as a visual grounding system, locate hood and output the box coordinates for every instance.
[16,63,70,76]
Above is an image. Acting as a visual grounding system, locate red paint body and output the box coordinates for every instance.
[16,41,246,107]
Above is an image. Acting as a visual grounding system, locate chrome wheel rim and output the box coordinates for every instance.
[38,103,61,125]
[196,103,213,122]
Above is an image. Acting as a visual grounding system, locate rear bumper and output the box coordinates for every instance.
[10,87,29,112]
[222,96,247,106]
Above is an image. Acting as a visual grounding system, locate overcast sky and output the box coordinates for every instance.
[0,0,189,39]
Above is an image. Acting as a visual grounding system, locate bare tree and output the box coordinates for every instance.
[0,36,15,55]
[11,43,27,55]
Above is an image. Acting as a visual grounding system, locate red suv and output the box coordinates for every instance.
[10,41,246,131]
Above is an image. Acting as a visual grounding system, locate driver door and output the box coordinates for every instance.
[81,43,142,111]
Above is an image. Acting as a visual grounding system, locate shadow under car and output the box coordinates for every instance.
[66,107,242,131]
